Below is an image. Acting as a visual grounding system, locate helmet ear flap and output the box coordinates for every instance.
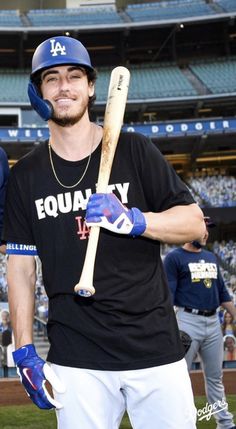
[28,82,53,121]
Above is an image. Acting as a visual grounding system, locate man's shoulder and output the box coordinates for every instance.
[12,141,47,172]
[200,248,217,260]
[164,247,184,263]
[119,130,162,159]
[168,247,184,256]
[120,130,150,145]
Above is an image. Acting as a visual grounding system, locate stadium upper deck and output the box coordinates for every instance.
[0,0,236,174]
[1,57,236,104]
[0,0,235,29]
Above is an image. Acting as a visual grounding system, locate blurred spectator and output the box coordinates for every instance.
[0,309,13,375]
[223,335,236,361]
[0,254,8,302]
[222,311,236,337]
[36,296,48,321]
[0,309,11,332]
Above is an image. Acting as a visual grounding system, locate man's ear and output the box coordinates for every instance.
[88,82,95,97]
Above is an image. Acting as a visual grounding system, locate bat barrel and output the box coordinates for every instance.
[74,66,130,297]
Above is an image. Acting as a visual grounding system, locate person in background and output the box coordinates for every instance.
[222,311,236,337]
[3,36,205,429]
[0,147,9,254]
[164,218,236,429]
[0,308,13,376]
[0,309,11,333]
[223,335,236,361]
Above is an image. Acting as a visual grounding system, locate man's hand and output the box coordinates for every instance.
[85,193,146,236]
[13,344,65,410]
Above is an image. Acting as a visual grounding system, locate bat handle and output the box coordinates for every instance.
[74,226,100,297]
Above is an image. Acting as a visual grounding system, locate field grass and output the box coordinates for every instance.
[0,395,235,428]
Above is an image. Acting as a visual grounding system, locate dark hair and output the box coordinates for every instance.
[87,68,97,110]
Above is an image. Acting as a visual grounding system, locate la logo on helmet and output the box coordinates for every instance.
[50,39,66,57]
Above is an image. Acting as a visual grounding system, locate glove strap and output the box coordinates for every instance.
[13,344,36,365]
[130,207,146,236]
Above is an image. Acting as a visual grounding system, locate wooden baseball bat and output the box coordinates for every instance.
[74,66,130,297]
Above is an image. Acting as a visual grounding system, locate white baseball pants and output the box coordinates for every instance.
[51,358,197,429]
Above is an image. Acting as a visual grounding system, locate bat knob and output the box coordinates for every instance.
[74,284,96,298]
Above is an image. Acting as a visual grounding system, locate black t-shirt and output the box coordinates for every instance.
[3,132,195,370]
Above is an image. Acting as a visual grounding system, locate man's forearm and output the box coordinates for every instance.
[143,203,205,243]
[7,255,36,349]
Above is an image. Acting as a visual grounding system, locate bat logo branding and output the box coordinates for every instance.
[117,74,124,91]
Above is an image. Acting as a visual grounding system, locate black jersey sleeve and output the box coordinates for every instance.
[124,132,195,213]
[2,166,35,245]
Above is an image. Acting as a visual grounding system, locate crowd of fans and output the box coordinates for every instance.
[186,174,236,207]
[213,240,236,272]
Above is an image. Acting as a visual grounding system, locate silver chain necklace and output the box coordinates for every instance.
[48,138,93,189]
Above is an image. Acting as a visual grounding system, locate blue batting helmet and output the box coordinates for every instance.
[28,36,94,121]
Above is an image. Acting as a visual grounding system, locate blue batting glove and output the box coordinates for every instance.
[85,193,146,236]
[13,344,65,410]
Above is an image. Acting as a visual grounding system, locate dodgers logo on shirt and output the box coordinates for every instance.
[50,39,66,57]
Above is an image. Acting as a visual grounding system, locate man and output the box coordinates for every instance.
[164,220,236,429]
[3,36,205,429]
[0,147,9,254]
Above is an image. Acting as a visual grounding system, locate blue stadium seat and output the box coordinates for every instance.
[0,70,29,103]
[216,0,236,13]
[189,57,236,94]
[126,0,216,22]
[3,58,236,104]
[27,6,123,27]
[0,9,23,27]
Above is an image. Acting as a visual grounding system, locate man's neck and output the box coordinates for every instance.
[182,243,202,253]
[48,119,103,161]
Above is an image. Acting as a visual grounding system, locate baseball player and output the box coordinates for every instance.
[0,146,9,254]
[3,36,206,429]
[164,220,236,429]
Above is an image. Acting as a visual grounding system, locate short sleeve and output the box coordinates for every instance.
[2,166,35,245]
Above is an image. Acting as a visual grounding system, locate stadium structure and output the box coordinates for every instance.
[0,3,235,237]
